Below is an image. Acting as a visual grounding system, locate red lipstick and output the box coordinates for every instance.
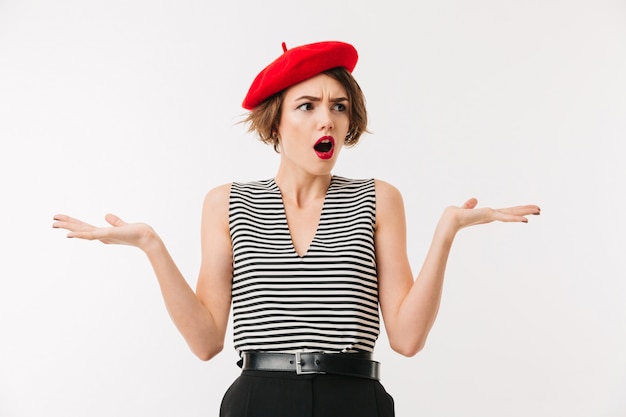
[313,136,335,160]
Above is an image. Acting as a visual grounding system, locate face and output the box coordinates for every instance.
[276,73,351,177]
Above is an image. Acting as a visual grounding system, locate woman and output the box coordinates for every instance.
[53,40,540,416]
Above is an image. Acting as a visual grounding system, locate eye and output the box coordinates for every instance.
[333,102,347,112]
[297,102,314,111]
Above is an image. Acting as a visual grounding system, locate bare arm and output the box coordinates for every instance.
[52,183,233,361]
[375,180,540,357]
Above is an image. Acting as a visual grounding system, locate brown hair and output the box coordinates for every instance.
[243,67,368,152]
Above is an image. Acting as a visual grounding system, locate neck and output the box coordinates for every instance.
[274,170,332,208]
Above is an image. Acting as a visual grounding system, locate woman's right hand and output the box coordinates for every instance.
[52,213,157,250]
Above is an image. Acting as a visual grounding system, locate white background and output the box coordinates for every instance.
[1,0,625,416]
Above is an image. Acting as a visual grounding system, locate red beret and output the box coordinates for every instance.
[242,41,358,110]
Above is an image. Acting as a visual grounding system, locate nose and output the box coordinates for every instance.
[317,106,334,132]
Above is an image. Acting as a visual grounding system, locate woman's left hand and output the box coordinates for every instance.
[441,198,541,233]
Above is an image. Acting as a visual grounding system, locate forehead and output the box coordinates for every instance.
[283,73,348,100]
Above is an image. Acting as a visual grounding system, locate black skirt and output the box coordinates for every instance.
[220,370,395,417]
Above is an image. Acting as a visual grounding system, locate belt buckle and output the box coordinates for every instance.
[295,351,324,375]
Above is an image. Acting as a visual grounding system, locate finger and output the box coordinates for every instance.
[52,214,69,222]
[461,198,478,210]
[52,216,66,229]
[67,225,118,241]
[495,213,530,223]
[105,213,127,227]
[498,205,541,216]
[66,230,99,240]
[52,214,80,227]
[492,209,538,223]
[52,215,97,232]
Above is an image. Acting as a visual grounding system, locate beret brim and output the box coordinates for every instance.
[242,41,358,110]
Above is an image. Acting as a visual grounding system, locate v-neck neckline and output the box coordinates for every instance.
[270,176,333,258]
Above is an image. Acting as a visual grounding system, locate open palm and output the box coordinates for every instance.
[52,213,155,249]
[445,198,541,231]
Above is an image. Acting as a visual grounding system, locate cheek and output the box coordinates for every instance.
[278,123,307,150]
[282,139,307,158]
[277,117,299,140]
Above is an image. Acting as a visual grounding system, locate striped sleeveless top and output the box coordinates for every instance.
[229,176,380,353]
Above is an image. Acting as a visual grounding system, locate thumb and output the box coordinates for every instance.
[104,213,127,227]
[461,198,478,209]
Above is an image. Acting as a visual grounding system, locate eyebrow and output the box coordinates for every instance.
[294,95,349,103]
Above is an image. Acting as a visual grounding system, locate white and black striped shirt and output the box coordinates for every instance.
[229,176,380,353]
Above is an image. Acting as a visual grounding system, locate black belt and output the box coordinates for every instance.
[239,351,380,380]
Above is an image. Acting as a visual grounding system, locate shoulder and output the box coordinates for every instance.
[330,176,376,194]
[202,183,232,218]
[203,178,275,201]
[374,179,406,226]
[203,183,231,205]
[230,178,277,194]
[203,178,278,210]
[374,179,403,204]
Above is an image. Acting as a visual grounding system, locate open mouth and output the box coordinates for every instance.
[314,141,333,153]
[313,136,335,159]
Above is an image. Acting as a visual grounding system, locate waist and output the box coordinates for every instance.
[239,351,381,381]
